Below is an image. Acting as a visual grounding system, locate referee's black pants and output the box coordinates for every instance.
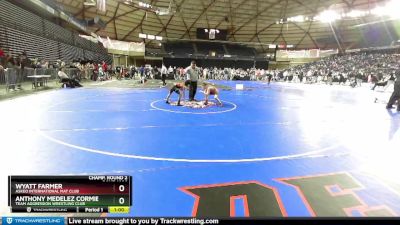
[161,74,166,85]
[189,81,197,101]
[387,88,400,110]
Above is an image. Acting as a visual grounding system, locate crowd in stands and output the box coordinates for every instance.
[116,65,270,81]
[0,47,30,70]
[278,50,400,87]
[129,50,399,86]
[2,44,399,91]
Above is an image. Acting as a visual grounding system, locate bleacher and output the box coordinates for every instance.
[196,42,226,56]
[226,44,256,57]
[0,0,110,64]
[145,48,168,57]
[164,41,257,59]
[0,0,43,34]
[162,41,267,69]
[164,42,194,57]
[0,24,60,62]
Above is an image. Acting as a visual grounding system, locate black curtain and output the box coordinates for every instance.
[163,57,268,69]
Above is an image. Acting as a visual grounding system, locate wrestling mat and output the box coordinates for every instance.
[0,81,400,217]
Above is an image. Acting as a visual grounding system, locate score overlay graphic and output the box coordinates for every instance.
[8,176,132,213]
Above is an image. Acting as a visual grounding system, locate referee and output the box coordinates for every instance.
[386,70,400,111]
[185,60,200,101]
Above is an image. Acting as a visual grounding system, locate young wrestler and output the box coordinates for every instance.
[202,82,222,106]
[166,81,190,106]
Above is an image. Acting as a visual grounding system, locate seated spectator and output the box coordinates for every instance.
[58,67,82,88]
[98,65,106,81]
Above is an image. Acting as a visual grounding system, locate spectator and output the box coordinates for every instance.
[161,64,167,86]
[139,65,145,80]
[58,67,82,88]
[0,46,5,67]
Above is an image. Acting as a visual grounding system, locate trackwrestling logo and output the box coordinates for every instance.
[2,217,64,225]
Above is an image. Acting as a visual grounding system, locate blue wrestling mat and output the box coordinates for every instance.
[1,81,400,217]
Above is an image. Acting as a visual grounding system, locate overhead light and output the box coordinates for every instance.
[83,0,96,6]
[346,10,366,18]
[288,15,305,22]
[371,0,400,19]
[371,7,386,17]
[269,44,277,49]
[156,8,170,16]
[140,33,164,41]
[139,1,152,8]
[315,10,341,23]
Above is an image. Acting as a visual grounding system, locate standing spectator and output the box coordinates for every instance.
[4,50,13,69]
[139,65,145,83]
[327,71,333,85]
[173,66,177,79]
[93,63,99,81]
[19,50,29,69]
[180,67,185,80]
[203,67,208,79]
[267,72,273,85]
[130,65,136,79]
[0,64,4,79]
[115,65,121,80]
[102,61,108,77]
[0,46,5,67]
[168,66,173,79]
[152,66,159,80]
[161,64,167,86]
[17,50,29,87]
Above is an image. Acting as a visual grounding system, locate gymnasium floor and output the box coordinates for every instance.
[1,81,400,217]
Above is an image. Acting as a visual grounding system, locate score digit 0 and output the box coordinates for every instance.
[118,185,125,192]
[119,197,125,205]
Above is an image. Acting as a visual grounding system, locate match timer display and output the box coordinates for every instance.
[8,176,132,213]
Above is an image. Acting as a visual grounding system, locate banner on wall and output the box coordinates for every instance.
[80,35,145,54]
[276,49,338,60]
[102,39,145,53]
